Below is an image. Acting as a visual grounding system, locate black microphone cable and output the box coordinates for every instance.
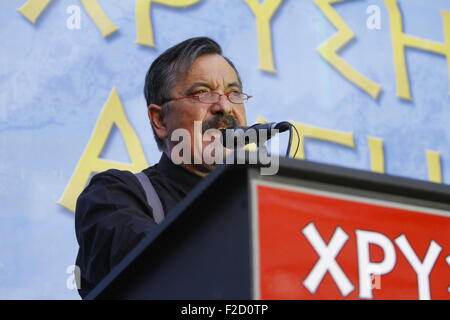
[285,122,301,159]
[272,121,301,158]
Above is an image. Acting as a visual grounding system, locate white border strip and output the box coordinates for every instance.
[255,179,450,218]
[251,179,261,300]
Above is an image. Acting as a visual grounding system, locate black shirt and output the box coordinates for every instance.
[74,153,202,298]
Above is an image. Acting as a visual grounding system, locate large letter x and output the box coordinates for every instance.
[302,223,354,296]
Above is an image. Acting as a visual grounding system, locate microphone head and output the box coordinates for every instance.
[219,126,249,149]
[218,122,291,149]
[274,121,291,133]
[218,122,280,149]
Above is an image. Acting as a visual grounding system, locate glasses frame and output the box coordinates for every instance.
[164,91,253,105]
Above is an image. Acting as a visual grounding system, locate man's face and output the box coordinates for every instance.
[159,54,247,174]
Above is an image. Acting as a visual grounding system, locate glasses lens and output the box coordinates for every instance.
[197,92,248,104]
[198,92,218,103]
[229,92,247,104]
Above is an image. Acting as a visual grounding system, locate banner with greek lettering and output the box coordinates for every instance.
[253,182,450,299]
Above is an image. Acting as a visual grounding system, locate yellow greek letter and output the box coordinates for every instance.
[314,0,382,99]
[18,0,53,24]
[18,0,118,37]
[135,0,201,47]
[367,137,385,173]
[80,0,119,37]
[58,88,149,213]
[385,0,450,100]
[243,0,284,73]
[289,122,354,160]
[426,150,442,183]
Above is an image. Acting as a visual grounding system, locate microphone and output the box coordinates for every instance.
[219,121,291,148]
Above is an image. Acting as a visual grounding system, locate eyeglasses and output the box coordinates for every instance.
[165,91,252,105]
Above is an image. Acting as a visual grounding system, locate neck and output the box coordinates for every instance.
[163,151,212,177]
[180,163,213,177]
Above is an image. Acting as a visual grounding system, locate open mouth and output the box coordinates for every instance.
[215,122,230,130]
[202,115,237,133]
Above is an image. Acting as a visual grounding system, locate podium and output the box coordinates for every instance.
[85,157,450,300]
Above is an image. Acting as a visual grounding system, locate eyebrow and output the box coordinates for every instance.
[186,81,242,94]
[227,82,242,90]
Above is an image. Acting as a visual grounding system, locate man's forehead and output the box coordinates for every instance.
[182,55,240,86]
[185,81,241,94]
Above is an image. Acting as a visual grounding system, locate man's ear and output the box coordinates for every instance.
[148,104,168,140]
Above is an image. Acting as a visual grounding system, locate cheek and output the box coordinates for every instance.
[234,106,247,126]
[166,108,206,138]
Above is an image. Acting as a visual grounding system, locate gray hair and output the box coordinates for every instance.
[144,37,242,151]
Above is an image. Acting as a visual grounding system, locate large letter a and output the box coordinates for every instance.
[58,88,149,213]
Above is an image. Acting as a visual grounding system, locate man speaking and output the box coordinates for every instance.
[74,37,250,298]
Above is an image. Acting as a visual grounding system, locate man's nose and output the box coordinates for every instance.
[210,94,232,115]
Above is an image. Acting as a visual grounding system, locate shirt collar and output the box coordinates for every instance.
[157,152,203,195]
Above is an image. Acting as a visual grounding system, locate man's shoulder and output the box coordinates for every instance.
[90,169,142,188]
[76,169,150,204]
[76,168,151,218]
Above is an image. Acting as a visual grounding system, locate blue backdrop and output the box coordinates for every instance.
[1,0,449,299]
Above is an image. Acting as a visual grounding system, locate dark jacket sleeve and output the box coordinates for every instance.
[74,169,158,298]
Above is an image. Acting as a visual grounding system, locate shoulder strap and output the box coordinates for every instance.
[134,172,165,224]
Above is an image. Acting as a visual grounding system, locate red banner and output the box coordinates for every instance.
[254,183,450,300]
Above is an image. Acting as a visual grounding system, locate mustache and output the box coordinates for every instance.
[202,114,237,134]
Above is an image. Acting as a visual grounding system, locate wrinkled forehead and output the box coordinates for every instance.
[174,54,242,89]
